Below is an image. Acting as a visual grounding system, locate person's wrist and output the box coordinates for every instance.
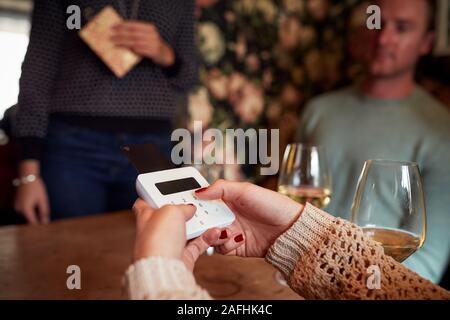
[133,243,180,263]
[134,245,156,262]
[265,203,333,277]
[281,202,304,235]
[12,174,40,187]
[16,160,41,187]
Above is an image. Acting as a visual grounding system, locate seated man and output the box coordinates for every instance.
[296,0,450,283]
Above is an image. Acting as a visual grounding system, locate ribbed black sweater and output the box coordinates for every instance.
[13,0,198,160]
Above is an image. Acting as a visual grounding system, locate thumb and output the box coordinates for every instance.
[182,228,221,271]
[22,205,38,225]
[178,204,197,221]
[37,197,50,224]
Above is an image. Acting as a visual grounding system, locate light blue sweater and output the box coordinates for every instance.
[296,85,450,283]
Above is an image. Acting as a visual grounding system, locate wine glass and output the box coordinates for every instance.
[275,143,332,285]
[278,143,332,208]
[350,160,426,262]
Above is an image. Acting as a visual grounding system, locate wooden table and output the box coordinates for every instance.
[0,211,300,300]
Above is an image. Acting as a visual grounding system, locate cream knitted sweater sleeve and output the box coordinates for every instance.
[266,203,450,300]
[124,257,212,300]
[124,203,450,300]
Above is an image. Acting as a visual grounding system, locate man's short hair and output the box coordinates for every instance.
[374,0,436,32]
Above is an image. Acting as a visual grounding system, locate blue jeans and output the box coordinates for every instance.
[41,120,172,220]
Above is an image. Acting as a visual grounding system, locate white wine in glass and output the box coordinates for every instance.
[278,185,331,208]
[351,160,426,263]
[278,144,332,209]
[362,227,422,262]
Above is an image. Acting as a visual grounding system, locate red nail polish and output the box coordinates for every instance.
[195,187,208,193]
[220,230,228,239]
[234,234,244,242]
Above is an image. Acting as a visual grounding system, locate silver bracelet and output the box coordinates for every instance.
[12,174,39,187]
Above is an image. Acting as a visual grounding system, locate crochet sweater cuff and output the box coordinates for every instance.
[265,203,336,278]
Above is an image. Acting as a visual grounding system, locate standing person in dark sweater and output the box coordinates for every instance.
[12,0,198,223]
